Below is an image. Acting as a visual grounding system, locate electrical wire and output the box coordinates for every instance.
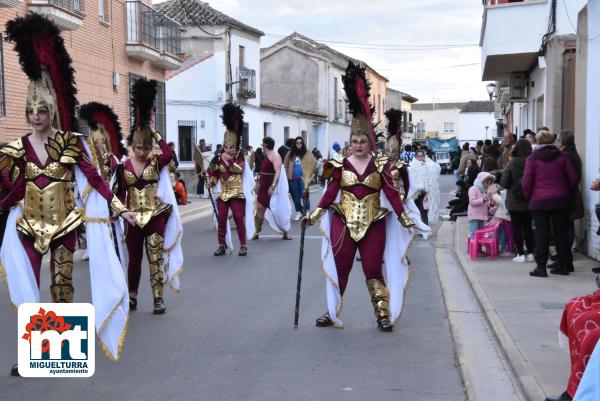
[561,0,600,41]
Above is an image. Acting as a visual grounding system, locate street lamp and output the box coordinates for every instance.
[486,82,497,101]
[484,125,489,141]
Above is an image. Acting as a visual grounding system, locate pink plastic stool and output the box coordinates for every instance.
[469,222,502,260]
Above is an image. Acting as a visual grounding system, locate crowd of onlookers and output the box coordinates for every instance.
[447,128,599,278]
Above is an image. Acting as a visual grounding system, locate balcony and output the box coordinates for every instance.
[480,0,548,80]
[126,1,182,70]
[28,0,84,30]
[237,67,256,99]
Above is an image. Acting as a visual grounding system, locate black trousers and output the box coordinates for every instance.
[508,210,534,255]
[532,209,572,271]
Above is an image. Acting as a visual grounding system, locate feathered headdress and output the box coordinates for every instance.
[80,102,128,159]
[220,102,244,150]
[6,13,79,132]
[342,61,375,151]
[385,108,403,156]
[128,77,157,146]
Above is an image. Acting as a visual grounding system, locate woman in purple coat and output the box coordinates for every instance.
[521,130,579,277]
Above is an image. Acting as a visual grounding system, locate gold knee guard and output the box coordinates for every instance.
[146,232,165,300]
[366,278,391,320]
[50,245,74,303]
[254,214,264,234]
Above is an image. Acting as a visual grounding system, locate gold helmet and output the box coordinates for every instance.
[220,102,244,150]
[342,61,375,151]
[384,108,403,157]
[128,77,157,148]
[6,13,79,132]
[80,102,127,159]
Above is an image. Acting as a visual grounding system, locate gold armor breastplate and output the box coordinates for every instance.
[127,183,171,228]
[219,174,244,202]
[25,161,72,181]
[18,181,83,254]
[124,156,160,186]
[340,169,381,190]
[332,191,389,242]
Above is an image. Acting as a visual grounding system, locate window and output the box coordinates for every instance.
[284,126,290,142]
[0,35,5,118]
[239,45,245,69]
[417,121,426,133]
[129,74,166,136]
[443,122,454,133]
[242,123,249,149]
[178,126,193,162]
[99,0,110,24]
[263,122,271,138]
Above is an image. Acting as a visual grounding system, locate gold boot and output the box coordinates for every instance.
[366,278,393,332]
[50,245,74,303]
[251,215,264,240]
[146,233,166,314]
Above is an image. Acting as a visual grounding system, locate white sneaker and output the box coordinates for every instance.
[512,254,526,263]
[294,212,301,221]
[526,254,535,262]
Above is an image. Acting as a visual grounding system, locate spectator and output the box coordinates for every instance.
[446,180,469,221]
[168,142,179,168]
[499,133,516,169]
[489,184,514,257]
[278,137,294,161]
[253,147,264,179]
[465,159,480,188]
[330,142,342,159]
[475,140,484,156]
[401,144,416,163]
[283,136,317,220]
[450,147,462,181]
[556,130,584,253]
[501,139,535,263]
[343,146,353,157]
[468,172,495,239]
[194,140,205,198]
[522,130,579,277]
[458,142,478,178]
[214,144,222,156]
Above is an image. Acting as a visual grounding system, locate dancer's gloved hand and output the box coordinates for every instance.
[122,211,137,225]
[301,216,312,227]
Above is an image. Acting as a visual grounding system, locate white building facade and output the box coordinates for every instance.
[458,101,498,143]
[411,103,467,141]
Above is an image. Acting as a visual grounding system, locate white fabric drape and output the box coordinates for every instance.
[242,162,255,240]
[265,168,292,233]
[74,162,128,361]
[0,204,38,308]
[409,157,441,225]
[157,167,184,292]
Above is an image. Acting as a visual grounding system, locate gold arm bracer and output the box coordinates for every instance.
[308,207,326,225]
[110,196,128,216]
[230,162,243,174]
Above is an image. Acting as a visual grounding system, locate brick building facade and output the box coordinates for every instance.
[0,0,181,142]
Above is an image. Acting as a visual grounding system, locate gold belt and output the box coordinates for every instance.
[332,191,389,242]
[18,181,83,254]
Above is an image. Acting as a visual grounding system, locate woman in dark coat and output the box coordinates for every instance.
[500,139,534,262]
[521,131,579,277]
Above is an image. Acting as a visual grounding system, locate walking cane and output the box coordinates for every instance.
[205,175,219,221]
[293,192,309,328]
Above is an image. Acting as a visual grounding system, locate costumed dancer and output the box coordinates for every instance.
[302,62,426,332]
[252,136,292,240]
[80,102,129,261]
[0,14,135,373]
[207,103,254,256]
[409,148,441,238]
[113,78,184,315]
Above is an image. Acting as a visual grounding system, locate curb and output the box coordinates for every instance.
[451,218,547,401]
[178,203,212,220]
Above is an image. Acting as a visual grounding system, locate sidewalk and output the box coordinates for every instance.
[177,196,213,220]
[450,217,599,400]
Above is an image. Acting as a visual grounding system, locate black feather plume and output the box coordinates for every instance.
[6,13,79,132]
[385,108,403,137]
[342,61,375,118]
[130,77,157,133]
[80,102,128,158]
[220,102,244,148]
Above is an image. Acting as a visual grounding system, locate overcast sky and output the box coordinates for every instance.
[167,0,492,103]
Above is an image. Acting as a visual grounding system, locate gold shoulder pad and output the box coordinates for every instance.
[395,160,407,169]
[46,131,83,165]
[0,138,25,159]
[329,156,344,169]
[374,152,389,173]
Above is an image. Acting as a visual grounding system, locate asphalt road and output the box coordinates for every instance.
[0,174,464,401]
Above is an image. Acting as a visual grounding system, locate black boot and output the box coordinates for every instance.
[238,246,247,256]
[550,267,569,276]
[213,246,226,256]
[545,390,572,401]
[10,363,19,377]
[153,297,166,315]
[529,267,548,277]
[129,296,137,311]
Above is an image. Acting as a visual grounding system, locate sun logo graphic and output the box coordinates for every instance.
[18,303,95,377]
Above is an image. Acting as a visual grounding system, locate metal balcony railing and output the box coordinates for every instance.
[48,0,82,14]
[157,15,182,57]
[126,1,159,50]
